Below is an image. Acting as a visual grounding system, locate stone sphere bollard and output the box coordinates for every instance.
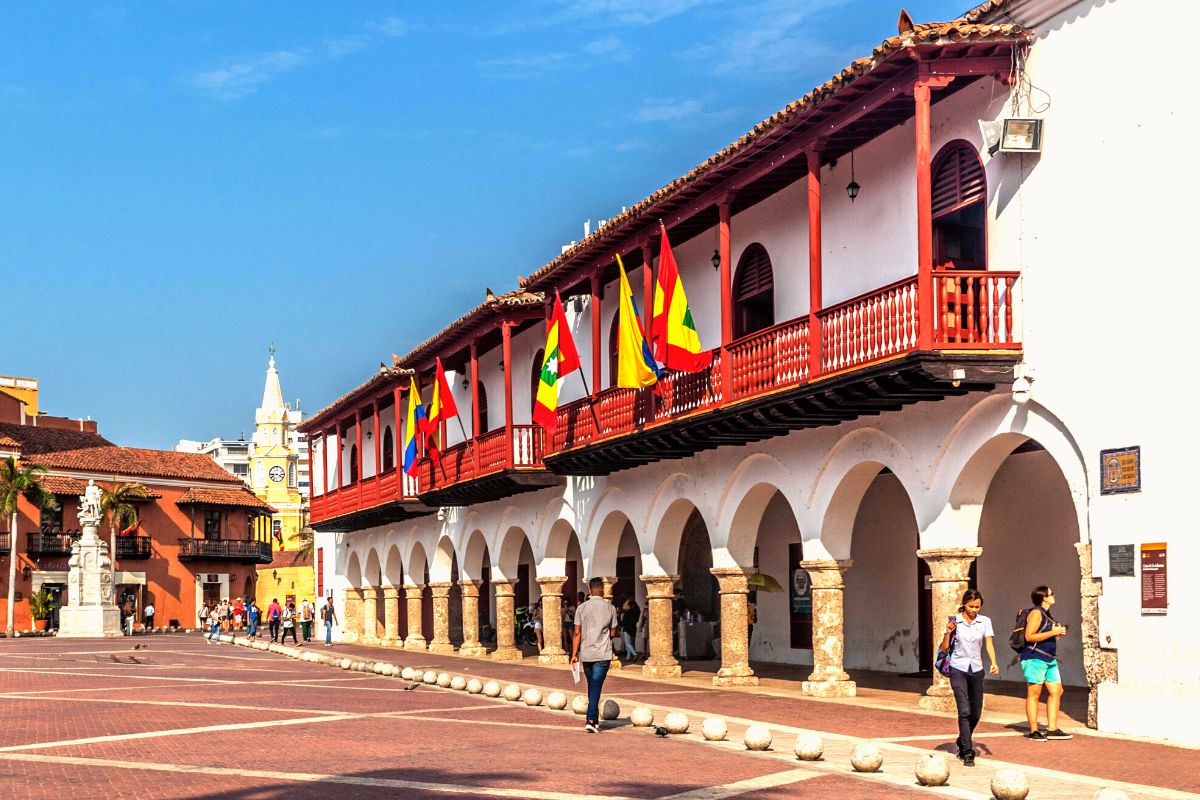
[990,768,1030,800]
[850,742,884,773]
[547,691,568,710]
[1093,790,1130,800]
[450,675,467,691]
[663,711,690,734]
[422,670,438,684]
[373,663,385,675]
[793,733,823,761]
[571,695,589,715]
[466,678,484,694]
[502,684,523,701]
[701,718,728,741]
[483,680,502,697]
[401,667,416,681]
[523,688,543,706]
[743,725,773,751]
[630,706,655,727]
[914,753,951,786]
[601,699,620,720]
[339,658,353,670]
[436,673,452,688]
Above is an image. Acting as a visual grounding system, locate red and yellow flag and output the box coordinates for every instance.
[651,223,711,372]
[532,292,582,433]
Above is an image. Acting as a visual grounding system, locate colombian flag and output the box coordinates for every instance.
[615,254,662,389]
[652,223,712,372]
[424,357,458,454]
[532,292,582,434]
[403,380,427,476]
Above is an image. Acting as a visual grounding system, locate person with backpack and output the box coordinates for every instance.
[246,599,261,639]
[267,598,283,642]
[1016,585,1071,741]
[937,589,999,767]
[300,598,314,642]
[321,596,338,646]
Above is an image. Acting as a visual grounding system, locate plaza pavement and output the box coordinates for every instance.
[0,634,1194,800]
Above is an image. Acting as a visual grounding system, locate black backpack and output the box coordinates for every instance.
[1010,606,1054,653]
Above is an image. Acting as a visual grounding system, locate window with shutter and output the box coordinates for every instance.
[530,349,544,419]
[477,381,490,434]
[733,243,775,339]
[931,141,987,270]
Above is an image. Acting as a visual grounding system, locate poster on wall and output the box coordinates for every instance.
[1140,542,1167,615]
[1100,446,1141,495]
[788,543,813,649]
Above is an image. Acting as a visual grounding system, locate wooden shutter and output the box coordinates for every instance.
[734,244,774,302]
[932,145,986,219]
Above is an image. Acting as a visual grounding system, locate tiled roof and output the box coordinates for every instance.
[264,549,313,569]
[0,422,113,455]
[300,366,412,433]
[0,435,19,449]
[34,446,244,484]
[398,289,545,369]
[39,475,87,495]
[176,487,274,511]
[961,1,1017,23]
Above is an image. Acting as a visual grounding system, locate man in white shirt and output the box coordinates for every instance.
[143,602,155,633]
[571,577,619,733]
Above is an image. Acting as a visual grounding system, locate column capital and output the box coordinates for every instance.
[403,584,424,600]
[536,576,567,595]
[492,579,515,597]
[799,559,853,590]
[428,582,453,598]
[917,547,982,582]
[710,566,754,594]
[361,586,378,600]
[640,574,679,599]
[382,585,401,599]
[345,587,363,599]
[460,580,482,597]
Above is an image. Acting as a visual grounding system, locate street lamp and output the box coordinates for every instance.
[711,250,721,271]
[846,149,861,203]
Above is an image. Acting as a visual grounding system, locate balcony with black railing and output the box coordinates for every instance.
[116,535,153,560]
[177,538,272,564]
[26,532,77,556]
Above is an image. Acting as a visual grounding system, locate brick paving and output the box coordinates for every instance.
[0,634,1194,800]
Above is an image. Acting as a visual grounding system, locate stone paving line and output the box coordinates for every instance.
[212,634,1191,800]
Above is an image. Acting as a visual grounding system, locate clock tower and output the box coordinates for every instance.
[250,348,313,610]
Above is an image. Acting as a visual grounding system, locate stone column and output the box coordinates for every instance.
[428,582,455,653]
[799,560,856,697]
[536,576,568,664]
[1076,543,1118,729]
[917,547,981,711]
[599,577,622,670]
[490,579,522,660]
[343,588,362,643]
[458,580,486,656]
[382,586,401,646]
[361,587,379,644]
[711,566,758,686]
[403,584,426,651]
[640,574,681,678]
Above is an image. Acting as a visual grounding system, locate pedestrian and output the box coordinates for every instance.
[300,598,314,642]
[571,577,619,733]
[747,598,757,645]
[1020,585,1071,741]
[322,596,338,646]
[123,599,135,636]
[280,601,299,645]
[219,599,231,634]
[619,597,640,662]
[232,597,245,632]
[267,598,282,642]
[532,598,544,652]
[561,597,575,652]
[246,599,260,639]
[197,602,209,632]
[143,601,155,633]
[939,589,999,767]
[206,604,221,644]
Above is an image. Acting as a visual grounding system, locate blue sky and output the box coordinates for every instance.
[1,0,968,449]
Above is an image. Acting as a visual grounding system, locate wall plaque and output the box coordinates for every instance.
[1140,542,1167,615]
[1100,446,1141,495]
[1108,544,1135,577]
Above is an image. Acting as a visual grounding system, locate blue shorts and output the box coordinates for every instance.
[1021,658,1061,685]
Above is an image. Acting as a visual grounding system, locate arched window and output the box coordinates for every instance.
[476,381,490,435]
[931,141,986,270]
[530,348,544,419]
[381,427,394,472]
[733,244,774,339]
[288,462,296,487]
[349,444,358,483]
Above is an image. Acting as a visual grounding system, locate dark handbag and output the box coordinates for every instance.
[935,616,957,676]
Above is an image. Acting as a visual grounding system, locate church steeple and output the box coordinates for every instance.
[259,345,285,420]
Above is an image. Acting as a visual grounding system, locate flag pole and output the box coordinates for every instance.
[577,368,602,432]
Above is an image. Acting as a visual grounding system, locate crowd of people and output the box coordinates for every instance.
[199,596,339,646]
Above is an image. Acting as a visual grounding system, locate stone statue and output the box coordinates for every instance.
[79,479,102,523]
[59,478,121,637]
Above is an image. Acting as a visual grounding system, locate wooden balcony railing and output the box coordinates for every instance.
[419,424,546,493]
[26,532,76,556]
[310,468,421,525]
[819,276,919,373]
[116,535,152,559]
[0,532,10,555]
[177,538,272,563]
[932,270,1020,347]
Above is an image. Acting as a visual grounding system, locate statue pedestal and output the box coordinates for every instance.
[56,515,123,638]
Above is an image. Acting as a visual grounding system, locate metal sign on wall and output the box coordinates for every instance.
[1140,542,1167,615]
[1100,446,1141,495]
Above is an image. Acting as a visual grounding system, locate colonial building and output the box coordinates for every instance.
[301,0,1195,745]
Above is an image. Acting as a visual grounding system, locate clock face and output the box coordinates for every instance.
[268,466,286,483]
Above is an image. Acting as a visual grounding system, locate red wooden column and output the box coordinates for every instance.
[590,272,603,393]
[640,242,654,339]
[392,386,403,488]
[718,199,733,400]
[806,149,823,379]
[355,411,363,505]
[470,341,480,437]
[502,321,514,468]
[335,425,343,492]
[914,76,950,349]
[372,399,381,482]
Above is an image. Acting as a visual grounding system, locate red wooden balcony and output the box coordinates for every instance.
[309,468,431,532]
[417,424,563,507]
[549,271,1020,474]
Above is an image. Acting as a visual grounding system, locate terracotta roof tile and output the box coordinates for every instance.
[0,422,113,455]
[264,549,313,569]
[35,446,244,484]
[39,475,88,495]
[961,1,1017,23]
[300,366,412,433]
[176,487,274,511]
[0,435,19,449]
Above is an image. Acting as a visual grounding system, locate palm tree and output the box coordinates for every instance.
[1,456,54,637]
[291,526,315,566]
[100,482,148,572]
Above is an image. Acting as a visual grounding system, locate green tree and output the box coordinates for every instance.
[100,482,148,573]
[1,456,54,637]
[291,526,315,566]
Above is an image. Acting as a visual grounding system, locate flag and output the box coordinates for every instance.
[615,254,662,389]
[424,357,459,454]
[120,518,139,537]
[403,380,427,476]
[652,223,712,372]
[532,292,582,433]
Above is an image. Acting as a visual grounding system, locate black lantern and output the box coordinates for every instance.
[711,249,721,271]
[846,149,860,203]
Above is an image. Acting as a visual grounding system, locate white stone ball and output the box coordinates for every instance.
[601,699,620,720]
[850,742,884,773]
[915,753,951,786]
[546,691,568,710]
[355,661,370,672]
[450,675,467,690]
[743,725,772,751]
[483,680,502,697]
[466,678,484,694]
[1093,790,1130,800]
[502,683,523,701]
[339,658,352,670]
[571,695,589,715]
[990,768,1030,800]
[399,667,414,680]
[422,670,438,685]
[701,718,728,741]
[436,672,452,688]
[630,706,655,727]
[373,663,385,675]
[663,711,690,734]
[523,688,543,706]
[793,733,824,761]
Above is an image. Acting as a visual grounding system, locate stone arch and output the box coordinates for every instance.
[582,486,634,547]
[430,535,457,583]
[644,472,712,574]
[383,545,404,587]
[344,550,362,589]
[534,495,579,558]
[589,508,633,578]
[363,549,383,588]
[716,452,800,567]
[495,525,534,581]
[461,529,489,582]
[405,541,429,585]
[542,517,578,577]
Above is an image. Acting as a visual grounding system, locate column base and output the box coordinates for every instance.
[343,632,359,643]
[380,637,402,648]
[458,643,487,657]
[404,636,427,651]
[490,646,523,661]
[538,652,569,665]
[361,636,380,646]
[642,661,682,679]
[918,684,956,712]
[610,656,622,670]
[713,672,759,687]
[428,642,456,654]
[802,679,857,698]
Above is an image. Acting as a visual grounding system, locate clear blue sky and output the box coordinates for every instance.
[2,1,968,449]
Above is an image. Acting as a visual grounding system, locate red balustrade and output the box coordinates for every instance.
[417,424,547,494]
[819,277,919,373]
[308,468,420,524]
[932,271,1021,347]
[728,319,809,401]
[654,351,722,422]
